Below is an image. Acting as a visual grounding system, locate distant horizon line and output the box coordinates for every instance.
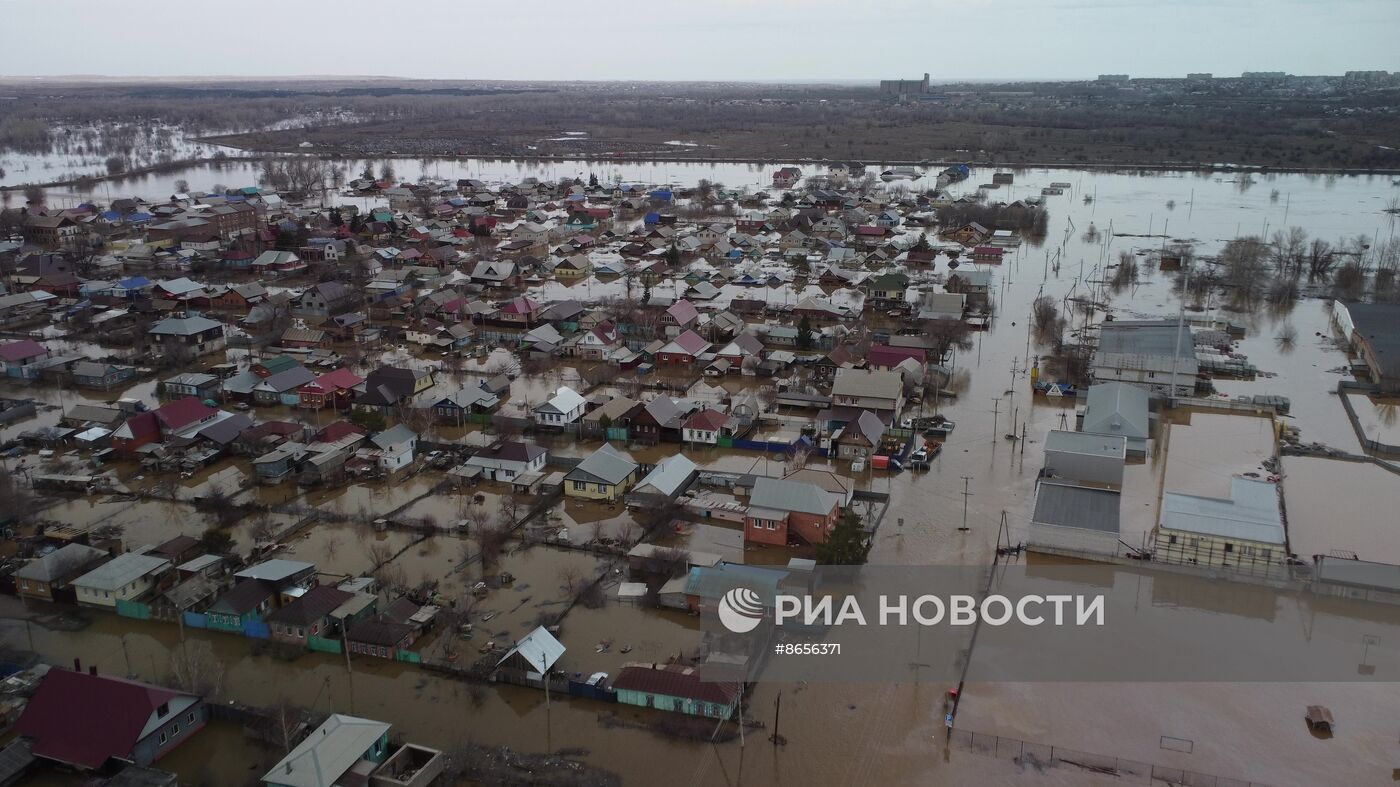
[0,70,1391,86]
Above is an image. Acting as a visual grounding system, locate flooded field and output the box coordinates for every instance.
[1282,455,1400,563]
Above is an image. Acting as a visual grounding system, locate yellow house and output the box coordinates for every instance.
[564,444,639,502]
[555,254,591,280]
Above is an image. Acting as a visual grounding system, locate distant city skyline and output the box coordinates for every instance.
[2,0,1398,83]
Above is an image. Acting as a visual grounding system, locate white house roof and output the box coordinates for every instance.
[496,625,565,674]
[1159,477,1284,544]
[262,714,391,787]
[831,369,902,401]
[1081,382,1150,439]
[72,553,170,592]
[235,559,313,582]
[567,443,638,485]
[149,315,222,336]
[536,386,585,415]
[1044,430,1127,460]
[633,454,697,497]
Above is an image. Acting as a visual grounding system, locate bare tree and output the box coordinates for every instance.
[478,524,508,574]
[169,640,225,698]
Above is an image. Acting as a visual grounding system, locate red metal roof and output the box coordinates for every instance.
[867,345,926,368]
[0,339,48,363]
[15,669,184,770]
[153,397,217,432]
[315,421,365,443]
[665,330,711,356]
[684,408,729,432]
[303,368,364,393]
[499,296,540,315]
[611,664,740,706]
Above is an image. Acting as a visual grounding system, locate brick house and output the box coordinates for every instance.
[267,585,353,646]
[744,477,843,546]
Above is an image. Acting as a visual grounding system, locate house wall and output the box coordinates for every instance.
[656,352,695,366]
[788,509,839,545]
[270,617,330,646]
[76,574,158,608]
[349,640,405,658]
[1028,521,1120,556]
[744,514,789,546]
[684,427,718,444]
[16,578,57,602]
[380,447,415,472]
[837,438,875,459]
[534,403,584,427]
[1042,449,1124,488]
[1091,365,1192,397]
[1155,529,1282,568]
[132,699,208,766]
[615,688,737,719]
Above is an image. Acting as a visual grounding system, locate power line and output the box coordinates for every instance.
[959,476,973,532]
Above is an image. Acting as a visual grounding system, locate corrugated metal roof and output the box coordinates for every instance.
[567,443,638,485]
[749,477,840,517]
[496,626,565,674]
[1159,477,1283,544]
[1031,483,1122,534]
[633,454,697,497]
[262,715,391,787]
[72,553,170,592]
[1081,382,1150,439]
[1044,430,1127,459]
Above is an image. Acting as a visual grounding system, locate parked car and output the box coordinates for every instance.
[909,441,942,469]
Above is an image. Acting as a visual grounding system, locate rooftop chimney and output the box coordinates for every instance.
[89,666,97,676]
[73,658,81,672]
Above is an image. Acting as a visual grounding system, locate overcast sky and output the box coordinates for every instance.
[2,0,1397,82]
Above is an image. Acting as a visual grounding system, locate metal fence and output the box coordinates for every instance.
[948,729,1269,786]
[1337,381,1400,458]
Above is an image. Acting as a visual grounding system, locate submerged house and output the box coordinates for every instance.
[262,714,391,787]
[612,663,741,719]
[564,443,640,502]
[15,669,208,771]
[71,553,171,608]
[744,477,843,547]
[1155,477,1285,569]
[1077,382,1151,458]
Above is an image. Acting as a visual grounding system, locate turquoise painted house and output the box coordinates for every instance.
[205,580,276,633]
[611,663,741,719]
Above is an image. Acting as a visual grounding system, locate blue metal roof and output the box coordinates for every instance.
[682,563,786,606]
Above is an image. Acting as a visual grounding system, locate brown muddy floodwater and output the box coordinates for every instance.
[5,167,1400,786]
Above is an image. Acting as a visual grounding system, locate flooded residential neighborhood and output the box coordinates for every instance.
[1,8,1399,786]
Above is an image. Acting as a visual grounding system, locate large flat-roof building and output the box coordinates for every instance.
[1029,482,1123,557]
[879,73,930,96]
[1155,476,1285,569]
[1336,302,1400,393]
[1092,320,1197,397]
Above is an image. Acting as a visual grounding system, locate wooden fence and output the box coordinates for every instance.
[948,728,1271,787]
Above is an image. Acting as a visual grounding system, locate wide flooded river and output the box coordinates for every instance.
[4,160,1399,786]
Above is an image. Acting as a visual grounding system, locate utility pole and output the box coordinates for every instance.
[769,691,786,746]
[344,635,356,714]
[990,397,1001,442]
[959,476,972,532]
